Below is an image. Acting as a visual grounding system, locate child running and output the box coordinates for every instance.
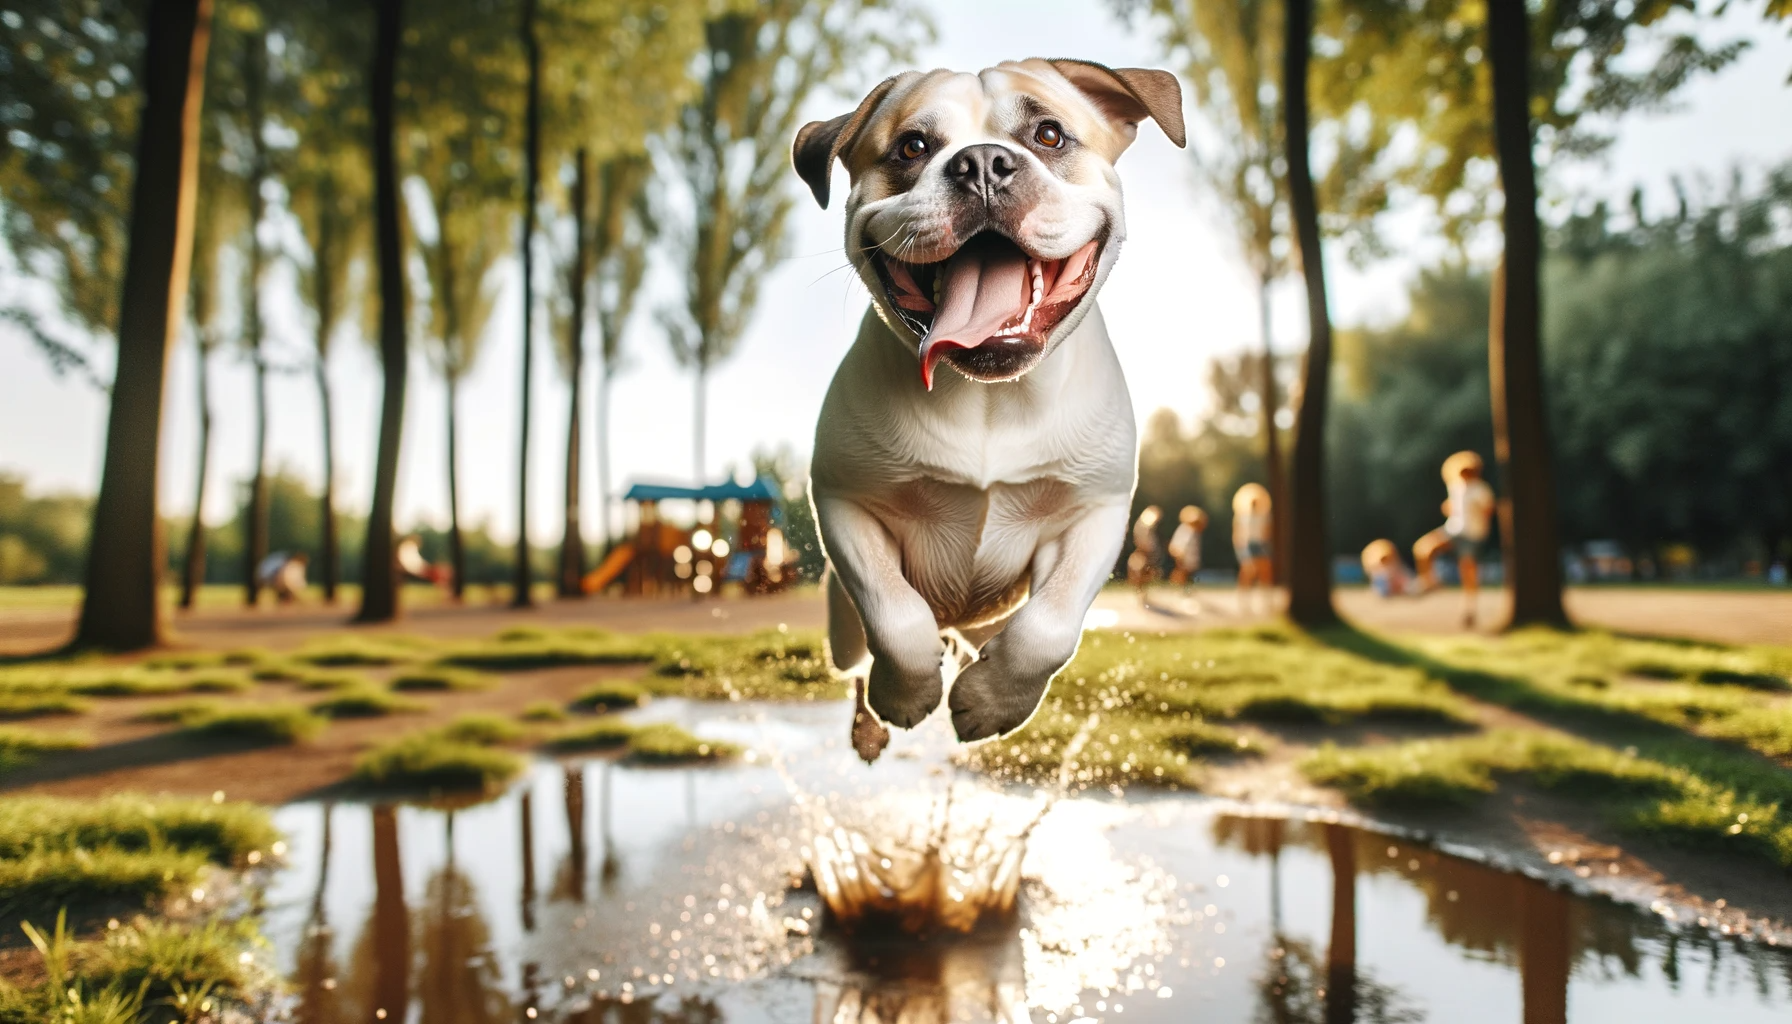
[1232,483,1273,615]
[1413,451,1496,627]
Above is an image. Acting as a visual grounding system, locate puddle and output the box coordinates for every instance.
[262,699,1792,1022]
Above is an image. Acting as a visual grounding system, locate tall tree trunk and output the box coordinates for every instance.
[242,29,270,608]
[313,190,340,604]
[1258,280,1286,586]
[315,357,338,602]
[1519,878,1571,1024]
[446,373,466,601]
[1281,0,1338,627]
[1487,0,1569,628]
[75,0,213,651]
[1324,823,1357,1024]
[356,0,407,625]
[596,370,612,551]
[693,360,707,483]
[180,339,212,610]
[559,148,590,598]
[512,0,542,609]
[370,805,409,1023]
[520,790,537,932]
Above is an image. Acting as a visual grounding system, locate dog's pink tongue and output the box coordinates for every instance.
[919,236,1029,389]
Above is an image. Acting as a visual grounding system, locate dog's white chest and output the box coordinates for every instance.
[861,475,1081,628]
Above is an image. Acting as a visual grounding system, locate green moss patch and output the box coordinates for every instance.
[389,666,497,692]
[0,726,89,775]
[310,688,424,719]
[179,704,325,744]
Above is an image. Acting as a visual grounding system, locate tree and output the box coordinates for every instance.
[404,0,520,601]
[179,152,240,610]
[662,0,927,482]
[1485,0,1564,626]
[538,0,700,588]
[355,0,406,625]
[0,0,143,388]
[1281,0,1337,626]
[588,155,654,551]
[512,0,543,609]
[414,192,509,603]
[74,0,214,650]
[286,0,371,605]
[1325,0,1744,626]
[1119,0,1392,588]
[207,2,280,607]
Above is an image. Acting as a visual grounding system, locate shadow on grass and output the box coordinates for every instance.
[1306,622,1792,802]
[0,730,298,792]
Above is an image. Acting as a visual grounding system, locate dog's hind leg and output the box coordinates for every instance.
[825,564,870,672]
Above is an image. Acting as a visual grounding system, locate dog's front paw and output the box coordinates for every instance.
[948,656,1052,742]
[866,655,943,729]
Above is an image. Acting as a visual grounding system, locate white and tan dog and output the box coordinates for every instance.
[792,59,1184,756]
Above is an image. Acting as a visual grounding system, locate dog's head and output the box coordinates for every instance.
[793,59,1184,389]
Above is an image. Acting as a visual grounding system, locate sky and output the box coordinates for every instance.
[3,1,1792,547]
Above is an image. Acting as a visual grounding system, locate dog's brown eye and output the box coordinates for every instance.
[897,134,929,160]
[1034,121,1064,148]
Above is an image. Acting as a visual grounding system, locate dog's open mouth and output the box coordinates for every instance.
[871,231,1103,389]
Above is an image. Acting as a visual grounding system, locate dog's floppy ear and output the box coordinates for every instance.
[792,76,900,209]
[1047,60,1186,150]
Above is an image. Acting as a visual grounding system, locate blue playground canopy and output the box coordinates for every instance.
[622,477,780,503]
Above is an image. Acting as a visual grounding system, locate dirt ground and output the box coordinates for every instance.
[4,583,1789,658]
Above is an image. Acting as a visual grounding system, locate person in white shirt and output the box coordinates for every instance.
[1232,483,1274,614]
[1128,505,1164,607]
[1414,451,1496,627]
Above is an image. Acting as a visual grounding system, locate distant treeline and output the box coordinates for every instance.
[1135,169,1792,573]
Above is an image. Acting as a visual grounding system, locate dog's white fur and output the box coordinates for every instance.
[795,60,1185,746]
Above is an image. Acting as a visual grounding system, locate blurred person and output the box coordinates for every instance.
[1128,505,1164,606]
[255,552,309,603]
[1168,505,1209,590]
[1232,483,1273,614]
[1361,539,1414,597]
[1414,451,1495,627]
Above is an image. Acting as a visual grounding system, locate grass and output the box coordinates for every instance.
[438,626,846,701]
[550,719,738,762]
[550,718,638,751]
[0,911,267,1023]
[353,716,526,794]
[644,630,844,700]
[1301,729,1792,867]
[0,726,89,775]
[389,666,497,692]
[964,625,1456,786]
[132,699,221,725]
[520,701,567,723]
[178,703,324,744]
[625,722,739,763]
[0,794,280,919]
[1394,629,1792,761]
[570,679,648,711]
[250,662,369,690]
[435,713,525,745]
[290,635,432,667]
[310,688,423,719]
[0,691,87,719]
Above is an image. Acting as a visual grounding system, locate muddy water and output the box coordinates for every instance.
[262,700,1792,1022]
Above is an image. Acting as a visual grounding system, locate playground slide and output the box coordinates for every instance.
[582,543,636,594]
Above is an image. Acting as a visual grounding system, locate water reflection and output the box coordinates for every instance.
[260,702,1792,1023]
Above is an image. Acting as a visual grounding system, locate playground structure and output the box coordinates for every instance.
[581,477,797,597]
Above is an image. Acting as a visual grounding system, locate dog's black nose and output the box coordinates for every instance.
[947,144,1019,197]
